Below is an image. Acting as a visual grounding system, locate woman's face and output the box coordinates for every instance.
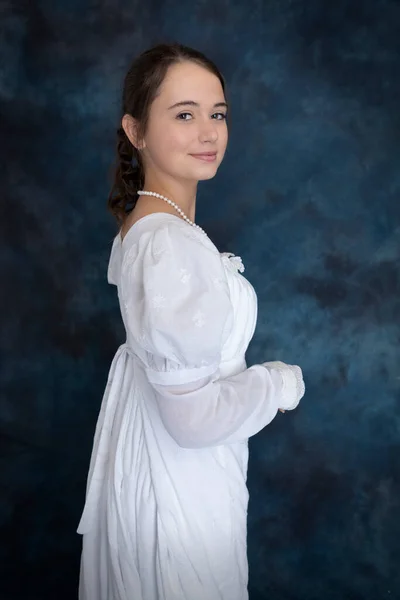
[139,61,228,183]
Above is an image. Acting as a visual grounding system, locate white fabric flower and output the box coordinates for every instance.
[179,268,192,284]
[152,293,166,310]
[192,309,206,328]
[220,252,245,274]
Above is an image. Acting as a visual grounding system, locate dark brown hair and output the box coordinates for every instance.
[107,42,227,226]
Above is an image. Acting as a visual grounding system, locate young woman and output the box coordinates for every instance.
[77,42,305,600]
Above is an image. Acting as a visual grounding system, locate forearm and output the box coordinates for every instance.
[152,362,304,449]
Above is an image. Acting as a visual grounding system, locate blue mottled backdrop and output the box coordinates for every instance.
[1,1,399,598]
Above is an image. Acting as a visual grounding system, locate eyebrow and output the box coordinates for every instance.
[167,100,228,110]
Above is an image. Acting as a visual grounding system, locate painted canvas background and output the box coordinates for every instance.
[1,1,399,598]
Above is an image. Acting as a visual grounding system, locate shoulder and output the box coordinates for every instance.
[120,215,230,301]
[123,213,220,265]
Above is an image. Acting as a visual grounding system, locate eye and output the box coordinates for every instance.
[176,112,193,120]
[212,112,227,120]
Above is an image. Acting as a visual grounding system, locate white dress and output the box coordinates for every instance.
[77,212,304,600]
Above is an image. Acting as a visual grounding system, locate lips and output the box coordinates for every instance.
[191,152,217,157]
[190,152,217,162]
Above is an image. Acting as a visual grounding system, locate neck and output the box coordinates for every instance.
[140,177,198,222]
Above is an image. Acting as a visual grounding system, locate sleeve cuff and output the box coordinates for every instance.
[280,364,305,410]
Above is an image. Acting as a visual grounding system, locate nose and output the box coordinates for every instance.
[198,118,218,143]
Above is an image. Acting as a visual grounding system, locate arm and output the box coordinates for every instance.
[121,218,305,449]
[150,361,304,448]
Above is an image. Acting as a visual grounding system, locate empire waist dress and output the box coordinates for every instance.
[77,212,304,600]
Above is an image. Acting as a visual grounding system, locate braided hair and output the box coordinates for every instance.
[109,126,144,225]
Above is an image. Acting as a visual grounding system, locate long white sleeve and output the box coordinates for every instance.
[150,362,304,449]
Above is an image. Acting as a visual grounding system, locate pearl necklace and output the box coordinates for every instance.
[137,190,207,236]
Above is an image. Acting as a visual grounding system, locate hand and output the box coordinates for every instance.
[262,360,303,412]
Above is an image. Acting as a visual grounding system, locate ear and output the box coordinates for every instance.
[121,114,146,150]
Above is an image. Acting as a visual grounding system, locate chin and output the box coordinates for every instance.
[198,171,218,181]
[194,161,221,180]
[180,161,221,182]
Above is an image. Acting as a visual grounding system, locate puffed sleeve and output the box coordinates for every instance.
[120,219,305,448]
[120,220,234,383]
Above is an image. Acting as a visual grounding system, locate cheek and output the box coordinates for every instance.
[166,127,192,153]
[149,124,189,158]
